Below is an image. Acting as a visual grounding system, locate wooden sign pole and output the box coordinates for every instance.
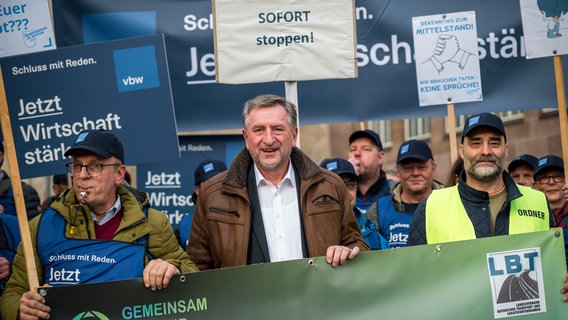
[553,55,568,178]
[0,67,39,290]
[447,103,458,166]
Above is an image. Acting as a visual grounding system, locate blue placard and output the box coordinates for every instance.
[0,34,180,178]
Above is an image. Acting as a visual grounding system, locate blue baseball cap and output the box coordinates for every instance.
[462,113,506,143]
[396,140,433,164]
[192,159,227,204]
[194,159,227,186]
[349,129,383,150]
[320,158,358,180]
[64,130,125,163]
[507,154,538,172]
[534,155,564,177]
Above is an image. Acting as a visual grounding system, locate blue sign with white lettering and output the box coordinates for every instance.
[0,34,179,178]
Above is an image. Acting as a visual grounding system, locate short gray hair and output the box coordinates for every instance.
[242,94,298,130]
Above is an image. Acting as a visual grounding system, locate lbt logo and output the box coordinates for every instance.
[488,251,539,276]
[487,248,544,304]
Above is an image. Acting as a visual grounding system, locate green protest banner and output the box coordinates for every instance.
[43,230,567,319]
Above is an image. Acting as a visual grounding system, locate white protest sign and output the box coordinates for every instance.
[412,11,482,106]
[213,0,357,84]
[520,0,568,59]
[0,0,55,58]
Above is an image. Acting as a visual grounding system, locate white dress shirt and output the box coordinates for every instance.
[254,162,303,262]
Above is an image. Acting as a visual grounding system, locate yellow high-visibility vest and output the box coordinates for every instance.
[425,185,549,244]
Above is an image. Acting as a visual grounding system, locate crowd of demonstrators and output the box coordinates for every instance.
[348,130,390,215]
[369,140,444,248]
[2,100,568,318]
[0,130,198,320]
[507,154,538,187]
[320,157,387,250]
[176,159,227,252]
[188,94,369,270]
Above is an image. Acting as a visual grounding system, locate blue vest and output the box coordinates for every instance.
[178,213,193,252]
[354,207,382,250]
[37,208,147,286]
[377,196,413,248]
[0,214,20,263]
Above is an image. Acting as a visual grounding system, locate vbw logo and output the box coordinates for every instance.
[487,248,546,318]
[72,311,110,320]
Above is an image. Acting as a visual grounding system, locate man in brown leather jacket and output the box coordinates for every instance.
[188,94,369,270]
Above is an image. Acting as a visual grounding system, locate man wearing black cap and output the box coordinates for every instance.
[0,142,41,219]
[508,154,538,187]
[408,112,553,246]
[40,173,69,212]
[372,140,443,248]
[533,155,568,270]
[321,157,384,250]
[348,129,390,216]
[1,130,198,320]
[176,159,227,251]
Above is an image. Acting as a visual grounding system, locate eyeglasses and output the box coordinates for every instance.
[66,162,122,177]
[536,174,565,184]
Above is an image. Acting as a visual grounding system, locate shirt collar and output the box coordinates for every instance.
[91,196,121,225]
[253,160,295,189]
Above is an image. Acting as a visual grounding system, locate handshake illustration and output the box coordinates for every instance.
[425,34,474,73]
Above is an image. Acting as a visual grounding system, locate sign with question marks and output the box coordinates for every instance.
[412,11,482,107]
[520,0,568,59]
[0,0,55,58]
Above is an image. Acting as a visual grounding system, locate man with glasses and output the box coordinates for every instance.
[533,155,568,270]
[0,130,198,320]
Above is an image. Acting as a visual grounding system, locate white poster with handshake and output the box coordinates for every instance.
[412,11,482,107]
